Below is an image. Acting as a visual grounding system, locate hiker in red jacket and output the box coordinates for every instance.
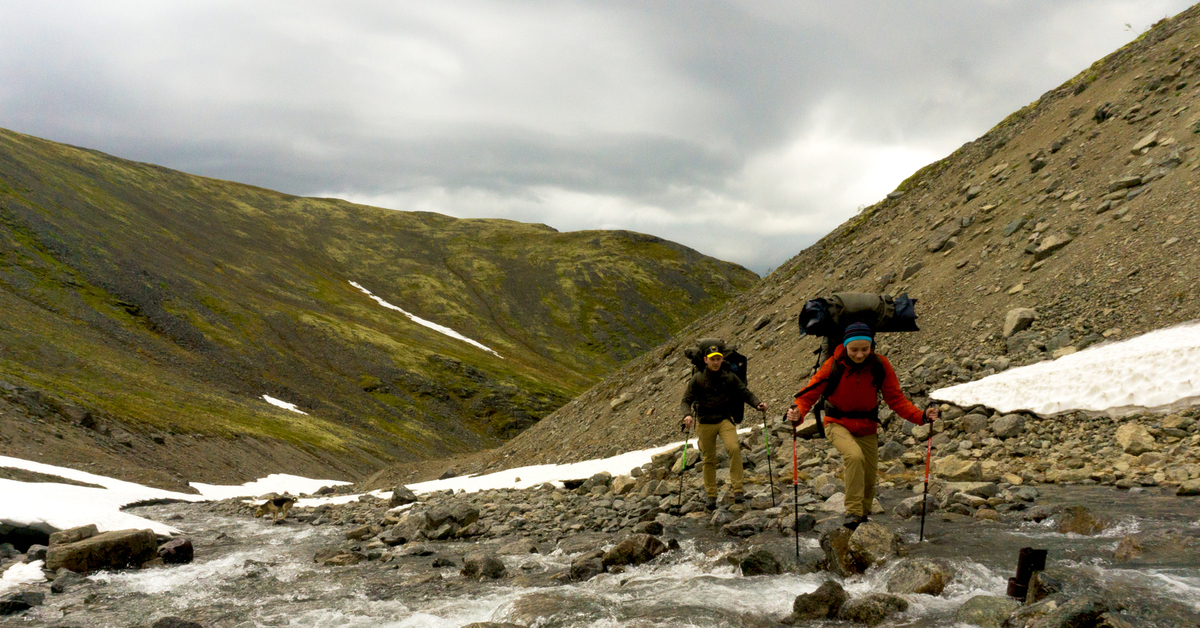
[787,322,939,529]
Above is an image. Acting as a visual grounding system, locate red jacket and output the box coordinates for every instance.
[795,344,924,437]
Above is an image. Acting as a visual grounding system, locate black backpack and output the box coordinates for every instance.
[683,338,750,424]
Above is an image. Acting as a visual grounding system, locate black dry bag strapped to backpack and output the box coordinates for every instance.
[683,337,750,424]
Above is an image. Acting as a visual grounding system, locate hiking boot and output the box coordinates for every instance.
[733,492,746,504]
[705,497,718,511]
[842,514,866,531]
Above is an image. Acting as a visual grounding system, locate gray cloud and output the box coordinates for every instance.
[1,0,1193,273]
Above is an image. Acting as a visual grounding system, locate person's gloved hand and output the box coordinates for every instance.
[923,405,940,425]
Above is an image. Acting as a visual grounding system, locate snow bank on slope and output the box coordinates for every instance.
[263,395,307,414]
[932,321,1200,416]
[349,281,501,358]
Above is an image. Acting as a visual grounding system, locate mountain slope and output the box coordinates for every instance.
[448,4,1200,477]
[0,127,758,485]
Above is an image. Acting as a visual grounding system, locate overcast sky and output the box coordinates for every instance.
[1,1,1193,274]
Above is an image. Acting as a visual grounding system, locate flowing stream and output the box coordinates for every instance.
[6,486,1198,628]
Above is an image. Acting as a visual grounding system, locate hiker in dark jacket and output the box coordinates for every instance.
[786,322,938,529]
[681,344,767,510]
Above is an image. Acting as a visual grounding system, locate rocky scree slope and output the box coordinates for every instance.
[0,128,757,486]
[437,3,1200,479]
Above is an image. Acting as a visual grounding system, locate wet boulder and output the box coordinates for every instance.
[601,534,667,569]
[461,623,527,628]
[1025,571,1063,604]
[50,569,87,594]
[791,580,849,621]
[1057,506,1109,535]
[151,618,205,628]
[837,593,908,626]
[157,538,194,564]
[44,528,158,574]
[498,539,539,555]
[380,511,427,546]
[722,512,768,538]
[739,547,781,576]
[0,592,44,616]
[568,550,605,581]
[953,595,1018,628]
[848,523,902,569]
[819,527,860,576]
[886,558,954,595]
[461,552,507,580]
[1026,595,1111,628]
[893,494,936,519]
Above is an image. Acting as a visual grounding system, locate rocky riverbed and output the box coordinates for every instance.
[2,403,1199,627]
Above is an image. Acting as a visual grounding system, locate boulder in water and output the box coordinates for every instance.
[791,580,849,621]
[819,526,860,576]
[837,593,908,626]
[1057,506,1109,535]
[157,538,194,564]
[739,547,781,576]
[461,552,507,579]
[886,558,954,595]
[0,592,44,616]
[601,534,667,569]
[849,523,901,568]
[44,528,158,574]
[953,595,1018,628]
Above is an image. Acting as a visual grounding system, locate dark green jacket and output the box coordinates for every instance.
[680,368,761,424]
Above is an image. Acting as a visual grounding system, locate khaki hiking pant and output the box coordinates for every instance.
[826,423,879,517]
[698,419,742,498]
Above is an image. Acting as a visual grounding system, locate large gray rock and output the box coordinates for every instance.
[791,580,849,621]
[739,547,782,576]
[1115,423,1155,456]
[1032,595,1110,628]
[389,485,418,507]
[991,414,1026,440]
[1003,308,1037,338]
[157,538,194,564]
[0,592,44,616]
[936,458,983,482]
[1057,506,1109,535]
[953,595,1018,628]
[380,512,427,546]
[819,527,860,576]
[960,413,990,434]
[893,494,936,519]
[601,534,667,569]
[837,593,909,626]
[48,524,98,547]
[1031,233,1073,261]
[44,528,158,574]
[878,441,906,462]
[848,523,902,568]
[461,553,507,579]
[568,549,605,581]
[886,558,954,595]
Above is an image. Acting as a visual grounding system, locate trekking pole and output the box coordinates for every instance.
[677,422,689,512]
[762,409,776,508]
[791,419,800,561]
[919,418,933,543]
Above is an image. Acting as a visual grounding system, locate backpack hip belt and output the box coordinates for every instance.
[822,402,880,422]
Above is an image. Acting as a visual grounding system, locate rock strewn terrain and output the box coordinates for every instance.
[441,4,1200,477]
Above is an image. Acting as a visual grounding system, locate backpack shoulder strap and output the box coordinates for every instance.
[869,356,886,392]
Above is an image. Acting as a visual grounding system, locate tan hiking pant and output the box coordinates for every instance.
[698,419,742,498]
[826,423,878,517]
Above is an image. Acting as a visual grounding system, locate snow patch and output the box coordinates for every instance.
[931,321,1200,415]
[349,280,501,358]
[191,474,351,501]
[263,395,308,415]
[0,560,46,593]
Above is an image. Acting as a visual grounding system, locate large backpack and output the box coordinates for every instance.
[795,292,918,438]
[798,292,919,365]
[683,337,750,424]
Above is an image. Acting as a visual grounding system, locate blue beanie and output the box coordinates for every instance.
[843,322,875,347]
